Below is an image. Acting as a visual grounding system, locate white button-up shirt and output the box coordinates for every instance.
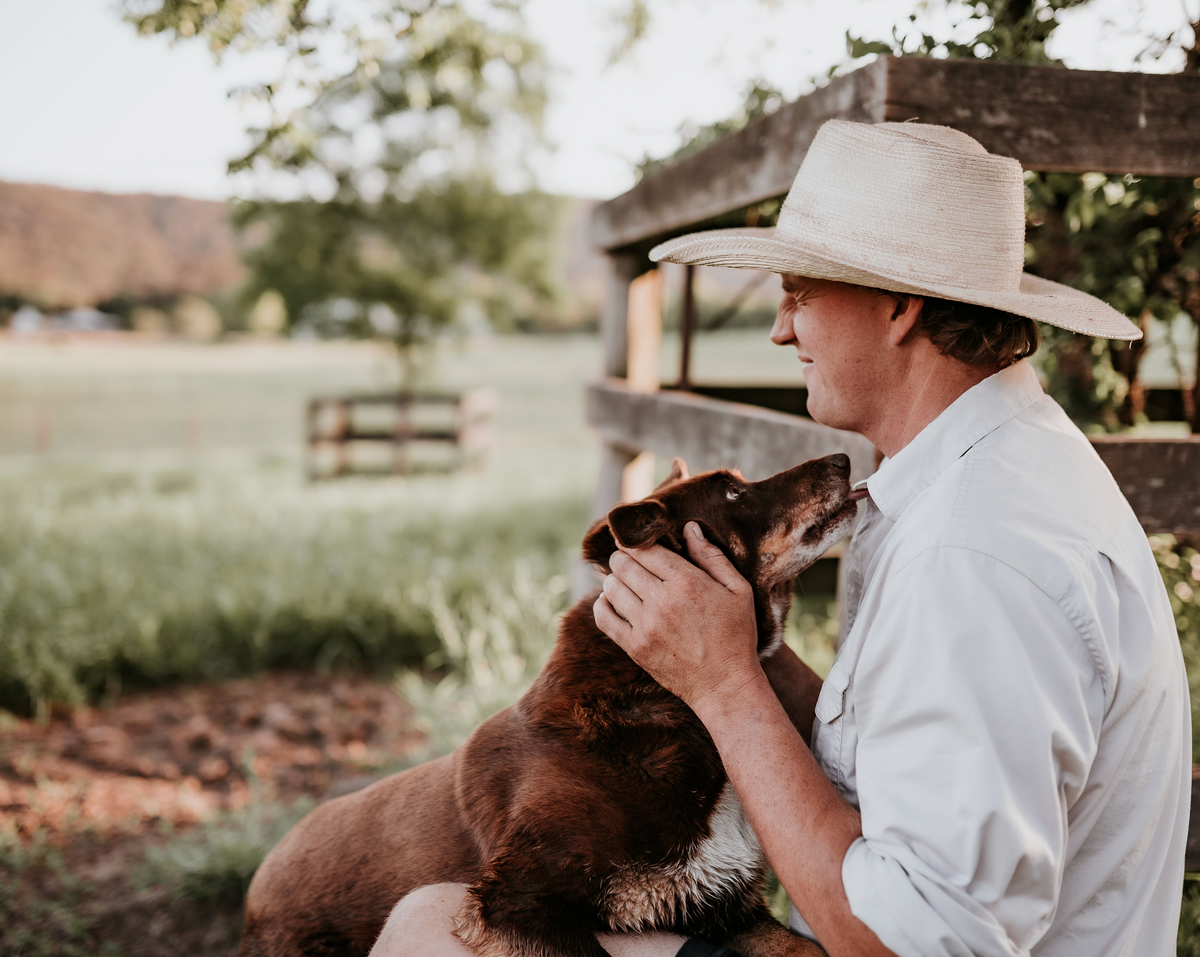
[789,360,1190,957]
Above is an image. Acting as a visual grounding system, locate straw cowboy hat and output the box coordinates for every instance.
[650,119,1140,340]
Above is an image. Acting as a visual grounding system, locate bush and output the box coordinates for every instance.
[1181,878,1200,957]
[1147,535,1200,763]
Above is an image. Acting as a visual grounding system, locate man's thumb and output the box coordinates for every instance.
[685,522,743,589]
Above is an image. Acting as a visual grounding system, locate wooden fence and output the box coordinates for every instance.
[307,389,496,479]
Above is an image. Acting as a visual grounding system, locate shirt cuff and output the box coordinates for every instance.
[841,837,1026,957]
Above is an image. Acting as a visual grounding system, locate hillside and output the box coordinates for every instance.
[0,181,244,309]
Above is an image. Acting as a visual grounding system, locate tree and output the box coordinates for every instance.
[124,0,561,382]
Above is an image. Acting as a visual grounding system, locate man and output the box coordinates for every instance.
[372,121,1190,956]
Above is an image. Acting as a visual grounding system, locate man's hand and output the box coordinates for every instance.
[592,521,761,718]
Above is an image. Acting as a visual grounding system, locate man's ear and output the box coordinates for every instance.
[608,500,673,550]
[887,293,924,347]
[654,457,689,492]
[581,518,617,571]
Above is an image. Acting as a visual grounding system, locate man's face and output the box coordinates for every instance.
[769,274,895,433]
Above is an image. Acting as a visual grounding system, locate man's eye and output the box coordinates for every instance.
[725,488,743,502]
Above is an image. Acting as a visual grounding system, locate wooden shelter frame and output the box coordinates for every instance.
[586,56,1200,534]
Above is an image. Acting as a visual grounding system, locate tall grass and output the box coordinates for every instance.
[0,462,590,718]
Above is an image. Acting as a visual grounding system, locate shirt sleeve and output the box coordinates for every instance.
[840,546,1104,957]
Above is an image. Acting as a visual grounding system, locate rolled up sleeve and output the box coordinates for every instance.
[840,548,1103,957]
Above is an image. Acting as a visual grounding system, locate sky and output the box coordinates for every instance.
[0,0,1192,202]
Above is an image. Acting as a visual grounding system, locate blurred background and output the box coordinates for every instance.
[0,0,1198,953]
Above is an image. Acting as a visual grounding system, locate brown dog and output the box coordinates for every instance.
[242,452,858,957]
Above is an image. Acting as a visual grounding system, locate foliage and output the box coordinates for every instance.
[0,464,589,719]
[1181,877,1200,957]
[234,183,567,350]
[397,565,567,759]
[636,81,785,183]
[1026,172,1200,428]
[840,0,1200,430]
[125,0,558,370]
[1147,535,1200,763]
[842,0,1090,66]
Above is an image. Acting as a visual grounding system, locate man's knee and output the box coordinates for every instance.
[369,883,471,956]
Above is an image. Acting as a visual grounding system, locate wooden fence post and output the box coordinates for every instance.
[591,253,643,521]
[622,268,664,502]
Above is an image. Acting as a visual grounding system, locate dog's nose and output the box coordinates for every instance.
[829,453,850,472]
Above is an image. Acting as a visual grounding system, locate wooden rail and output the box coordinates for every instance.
[592,57,1200,251]
[588,380,1200,536]
[587,380,877,483]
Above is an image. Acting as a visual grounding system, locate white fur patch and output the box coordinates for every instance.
[759,595,789,659]
[601,785,764,932]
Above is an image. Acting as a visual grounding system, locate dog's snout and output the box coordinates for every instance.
[829,453,850,472]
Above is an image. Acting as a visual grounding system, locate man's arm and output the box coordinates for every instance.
[761,642,822,746]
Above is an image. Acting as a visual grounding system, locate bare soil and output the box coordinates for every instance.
[0,671,422,956]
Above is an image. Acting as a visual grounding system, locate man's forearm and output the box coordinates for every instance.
[695,671,896,957]
[761,642,823,746]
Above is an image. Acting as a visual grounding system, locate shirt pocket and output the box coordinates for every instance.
[812,657,852,789]
[815,656,850,723]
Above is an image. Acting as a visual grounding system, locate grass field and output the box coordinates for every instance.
[0,328,812,715]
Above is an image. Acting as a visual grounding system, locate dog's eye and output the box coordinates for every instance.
[725,487,743,502]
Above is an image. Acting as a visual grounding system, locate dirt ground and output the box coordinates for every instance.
[0,671,423,956]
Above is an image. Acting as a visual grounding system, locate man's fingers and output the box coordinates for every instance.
[603,573,643,624]
[684,522,747,591]
[609,550,663,598]
[622,542,694,581]
[593,594,634,646]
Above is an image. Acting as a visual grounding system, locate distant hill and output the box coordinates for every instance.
[0,181,243,309]
[0,181,775,330]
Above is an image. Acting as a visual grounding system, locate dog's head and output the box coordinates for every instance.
[582,453,859,656]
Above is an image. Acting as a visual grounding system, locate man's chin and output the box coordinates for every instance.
[804,396,853,433]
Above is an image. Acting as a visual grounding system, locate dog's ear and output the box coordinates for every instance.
[581,518,618,571]
[608,500,673,550]
[653,457,689,492]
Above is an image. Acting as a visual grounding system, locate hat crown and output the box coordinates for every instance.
[775,120,1026,292]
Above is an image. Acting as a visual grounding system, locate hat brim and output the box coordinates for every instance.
[650,227,1141,341]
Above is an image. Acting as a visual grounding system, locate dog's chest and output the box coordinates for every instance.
[601,784,765,931]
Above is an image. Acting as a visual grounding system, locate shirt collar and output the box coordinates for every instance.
[864,359,1044,522]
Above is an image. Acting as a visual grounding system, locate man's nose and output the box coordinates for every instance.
[769,305,793,345]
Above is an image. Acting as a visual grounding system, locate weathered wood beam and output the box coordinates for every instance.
[589,383,1200,535]
[885,58,1200,178]
[1090,436,1200,536]
[586,380,878,484]
[593,57,1200,251]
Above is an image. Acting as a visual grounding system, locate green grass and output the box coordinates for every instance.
[133,769,315,903]
[0,459,590,717]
